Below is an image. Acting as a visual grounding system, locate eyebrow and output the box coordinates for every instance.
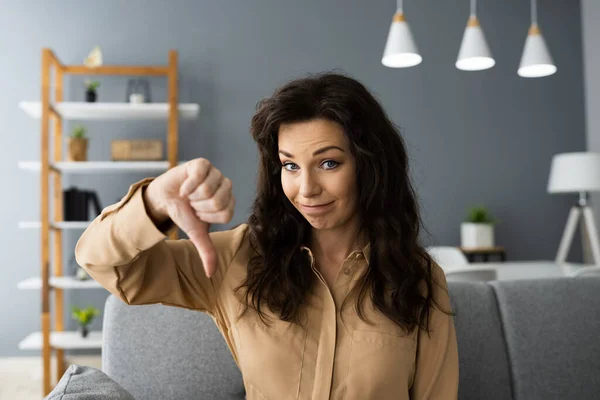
[278,145,345,158]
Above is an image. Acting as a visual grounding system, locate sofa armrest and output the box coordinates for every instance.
[45,364,136,400]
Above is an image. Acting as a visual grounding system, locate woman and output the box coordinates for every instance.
[75,73,458,400]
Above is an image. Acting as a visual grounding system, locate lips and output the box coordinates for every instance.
[299,201,334,215]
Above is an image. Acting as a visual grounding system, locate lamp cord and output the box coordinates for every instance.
[531,0,537,24]
[471,0,476,17]
[397,0,403,13]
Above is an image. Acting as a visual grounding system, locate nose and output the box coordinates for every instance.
[299,170,321,198]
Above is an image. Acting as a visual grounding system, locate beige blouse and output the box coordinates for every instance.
[75,178,459,400]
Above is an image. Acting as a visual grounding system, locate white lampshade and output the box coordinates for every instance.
[456,17,495,71]
[518,24,556,78]
[382,12,422,68]
[548,152,600,193]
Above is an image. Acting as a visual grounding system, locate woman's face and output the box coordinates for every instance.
[278,118,359,231]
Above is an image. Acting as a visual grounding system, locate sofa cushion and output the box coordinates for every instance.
[491,278,600,400]
[448,282,514,400]
[44,364,136,399]
[102,296,245,400]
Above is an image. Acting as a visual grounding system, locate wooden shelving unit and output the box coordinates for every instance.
[18,160,182,174]
[18,48,197,396]
[19,221,90,229]
[18,101,200,120]
[19,331,103,351]
[17,276,102,290]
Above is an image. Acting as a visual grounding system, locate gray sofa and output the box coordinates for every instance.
[75,278,600,399]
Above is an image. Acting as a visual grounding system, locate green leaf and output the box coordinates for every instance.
[71,305,100,326]
[84,80,100,91]
[72,125,87,139]
[465,205,498,224]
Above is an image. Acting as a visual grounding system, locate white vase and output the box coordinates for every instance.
[129,93,145,104]
[76,266,90,281]
[461,223,494,248]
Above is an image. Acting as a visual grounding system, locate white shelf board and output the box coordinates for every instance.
[19,331,102,350]
[19,221,91,229]
[19,101,200,120]
[18,276,102,290]
[18,160,179,174]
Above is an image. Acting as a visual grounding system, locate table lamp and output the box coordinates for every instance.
[548,152,600,265]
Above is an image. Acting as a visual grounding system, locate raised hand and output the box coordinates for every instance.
[143,158,235,278]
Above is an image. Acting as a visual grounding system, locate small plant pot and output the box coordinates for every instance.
[85,90,97,103]
[79,325,89,338]
[461,223,495,248]
[68,137,88,162]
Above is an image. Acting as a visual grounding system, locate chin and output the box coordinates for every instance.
[305,218,333,230]
[301,213,343,231]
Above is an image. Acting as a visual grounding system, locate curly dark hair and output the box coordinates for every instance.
[235,72,450,335]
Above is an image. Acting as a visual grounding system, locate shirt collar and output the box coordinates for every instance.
[362,243,371,264]
[301,242,371,265]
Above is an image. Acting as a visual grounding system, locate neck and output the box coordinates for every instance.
[309,218,367,263]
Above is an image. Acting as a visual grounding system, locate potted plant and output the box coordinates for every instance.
[85,80,100,102]
[68,125,88,161]
[461,205,498,248]
[71,306,100,338]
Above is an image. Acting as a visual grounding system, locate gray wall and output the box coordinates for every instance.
[0,0,585,357]
[581,0,600,257]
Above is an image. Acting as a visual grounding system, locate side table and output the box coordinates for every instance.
[460,246,506,262]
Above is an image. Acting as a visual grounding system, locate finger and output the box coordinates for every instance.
[179,159,212,198]
[192,226,218,279]
[187,167,223,201]
[189,177,232,213]
[196,196,236,224]
[165,199,217,278]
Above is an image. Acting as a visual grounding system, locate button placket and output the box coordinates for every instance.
[344,252,365,275]
[343,261,358,276]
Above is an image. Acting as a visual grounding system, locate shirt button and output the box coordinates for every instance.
[355,253,363,259]
[344,268,352,275]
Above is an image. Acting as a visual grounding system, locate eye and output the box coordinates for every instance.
[282,162,299,171]
[321,160,340,170]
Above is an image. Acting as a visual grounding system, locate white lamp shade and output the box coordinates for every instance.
[456,18,495,71]
[548,152,600,193]
[382,13,422,68]
[518,25,556,78]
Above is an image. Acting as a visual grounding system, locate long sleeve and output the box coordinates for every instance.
[409,262,459,400]
[74,178,247,316]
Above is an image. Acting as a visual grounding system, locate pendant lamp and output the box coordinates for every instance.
[382,0,422,68]
[518,0,556,77]
[456,0,495,71]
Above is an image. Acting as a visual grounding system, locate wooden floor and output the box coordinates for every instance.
[0,355,102,399]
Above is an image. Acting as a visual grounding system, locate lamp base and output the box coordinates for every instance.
[556,204,600,265]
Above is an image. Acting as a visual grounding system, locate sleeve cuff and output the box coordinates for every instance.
[113,179,174,250]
